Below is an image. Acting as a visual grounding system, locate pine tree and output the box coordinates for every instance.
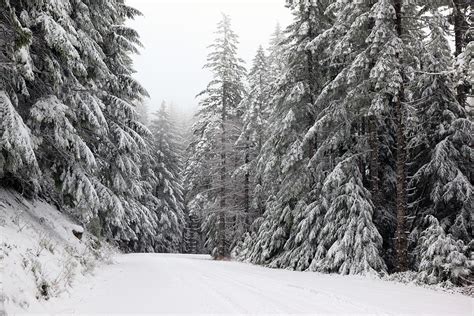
[87,1,155,248]
[263,0,395,273]
[29,95,99,222]
[148,101,186,252]
[185,14,246,259]
[310,159,386,275]
[0,1,39,192]
[0,92,38,191]
[233,25,288,259]
[4,0,105,221]
[417,216,471,285]
[408,8,473,250]
[236,0,332,267]
[285,0,391,273]
[237,45,271,226]
[267,23,286,85]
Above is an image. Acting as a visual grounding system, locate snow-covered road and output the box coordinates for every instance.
[47,254,471,315]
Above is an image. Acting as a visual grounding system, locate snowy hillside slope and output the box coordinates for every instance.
[0,189,115,314]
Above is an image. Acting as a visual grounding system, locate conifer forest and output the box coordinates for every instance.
[0,0,472,314]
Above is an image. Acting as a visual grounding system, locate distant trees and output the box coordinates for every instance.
[148,102,186,252]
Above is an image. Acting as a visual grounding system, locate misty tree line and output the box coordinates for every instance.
[185,0,473,286]
[0,0,472,286]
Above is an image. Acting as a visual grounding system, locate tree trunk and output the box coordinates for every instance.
[306,19,316,108]
[453,0,469,107]
[244,136,250,227]
[394,0,408,272]
[305,7,319,160]
[188,213,198,254]
[369,116,379,201]
[453,0,467,57]
[218,84,227,259]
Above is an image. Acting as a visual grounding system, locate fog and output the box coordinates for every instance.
[126,0,292,116]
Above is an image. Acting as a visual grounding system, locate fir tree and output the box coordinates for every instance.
[417,216,471,285]
[237,0,332,267]
[148,101,186,252]
[0,92,38,191]
[0,1,39,192]
[267,23,286,85]
[185,14,246,259]
[237,45,271,225]
[408,8,473,250]
[310,159,386,275]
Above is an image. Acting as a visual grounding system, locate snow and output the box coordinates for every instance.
[0,189,114,315]
[43,253,472,315]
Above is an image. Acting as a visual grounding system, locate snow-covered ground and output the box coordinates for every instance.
[42,253,472,315]
[0,189,114,315]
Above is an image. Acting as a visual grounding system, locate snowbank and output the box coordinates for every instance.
[0,189,116,314]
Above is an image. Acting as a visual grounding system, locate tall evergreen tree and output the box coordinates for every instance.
[237,0,332,267]
[407,6,473,266]
[236,45,271,226]
[185,14,246,259]
[281,0,398,274]
[148,101,186,252]
[234,25,288,259]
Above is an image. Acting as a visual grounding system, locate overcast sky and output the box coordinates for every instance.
[126,0,292,115]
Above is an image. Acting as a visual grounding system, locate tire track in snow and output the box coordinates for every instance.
[184,259,295,313]
[201,261,372,314]
[284,283,393,315]
[190,261,337,313]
